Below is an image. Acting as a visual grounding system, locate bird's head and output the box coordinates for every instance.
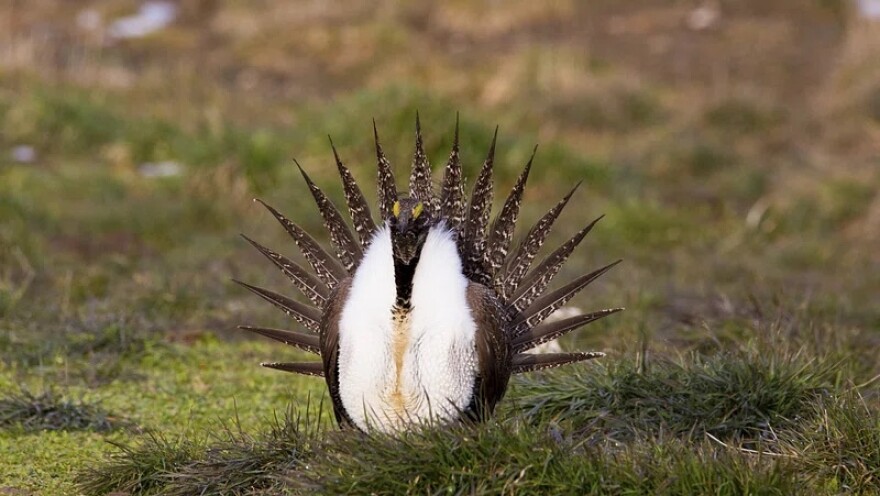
[389,197,431,265]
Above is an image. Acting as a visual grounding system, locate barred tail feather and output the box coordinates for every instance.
[498,183,580,298]
[440,115,465,232]
[511,352,605,374]
[513,260,622,335]
[374,120,398,221]
[296,162,362,272]
[239,325,321,354]
[240,234,328,306]
[409,113,437,214]
[261,362,324,377]
[233,280,322,332]
[255,199,346,287]
[485,146,534,278]
[461,127,498,284]
[330,138,377,247]
[511,308,623,353]
[506,215,604,312]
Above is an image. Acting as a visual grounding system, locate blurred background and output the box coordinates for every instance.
[2,0,879,402]
[2,1,880,490]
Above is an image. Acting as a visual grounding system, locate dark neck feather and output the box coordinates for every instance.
[393,251,421,308]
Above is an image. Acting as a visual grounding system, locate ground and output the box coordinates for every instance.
[0,1,878,494]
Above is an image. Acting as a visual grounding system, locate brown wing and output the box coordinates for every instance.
[320,277,356,428]
[465,282,512,420]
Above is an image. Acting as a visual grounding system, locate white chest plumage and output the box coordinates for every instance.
[337,224,478,432]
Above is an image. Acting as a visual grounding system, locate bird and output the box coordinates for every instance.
[236,116,622,432]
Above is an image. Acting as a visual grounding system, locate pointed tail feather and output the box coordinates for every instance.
[255,199,346,287]
[239,325,321,354]
[461,127,498,284]
[374,120,398,221]
[512,308,623,353]
[296,161,362,271]
[507,215,604,312]
[440,114,465,232]
[233,280,322,332]
[511,352,605,374]
[330,137,377,247]
[240,234,329,306]
[485,146,535,277]
[409,113,437,214]
[513,260,622,335]
[498,184,580,298]
[261,361,324,377]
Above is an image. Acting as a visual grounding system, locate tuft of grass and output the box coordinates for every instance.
[510,352,834,443]
[159,410,316,496]
[796,395,880,494]
[300,420,604,495]
[76,432,204,496]
[300,419,803,495]
[0,388,125,433]
[77,407,318,496]
[0,311,166,388]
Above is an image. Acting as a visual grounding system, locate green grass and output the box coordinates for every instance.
[77,407,319,496]
[1,81,877,492]
[61,351,878,495]
[78,432,206,496]
[0,338,324,494]
[510,351,835,442]
[0,389,126,433]
[305,424,806,495]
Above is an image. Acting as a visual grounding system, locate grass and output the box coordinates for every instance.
[76,406,320,496]
[305,424,807,495]
[77,432,205,496]
[2,90,876,491]
[1,0,878,494]
[0,389,125,433]
[67,351,878,495]
[510,350,835,442]
[0,338,324,494]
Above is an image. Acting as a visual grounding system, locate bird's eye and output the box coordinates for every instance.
[412,202,424,219]
[392,201,401,218]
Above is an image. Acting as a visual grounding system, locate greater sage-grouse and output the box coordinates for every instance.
[237,117,622,432]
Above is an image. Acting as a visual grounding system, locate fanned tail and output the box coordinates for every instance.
[240,116,622,381]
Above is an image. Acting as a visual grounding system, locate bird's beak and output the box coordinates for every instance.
[395,236,418,264]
